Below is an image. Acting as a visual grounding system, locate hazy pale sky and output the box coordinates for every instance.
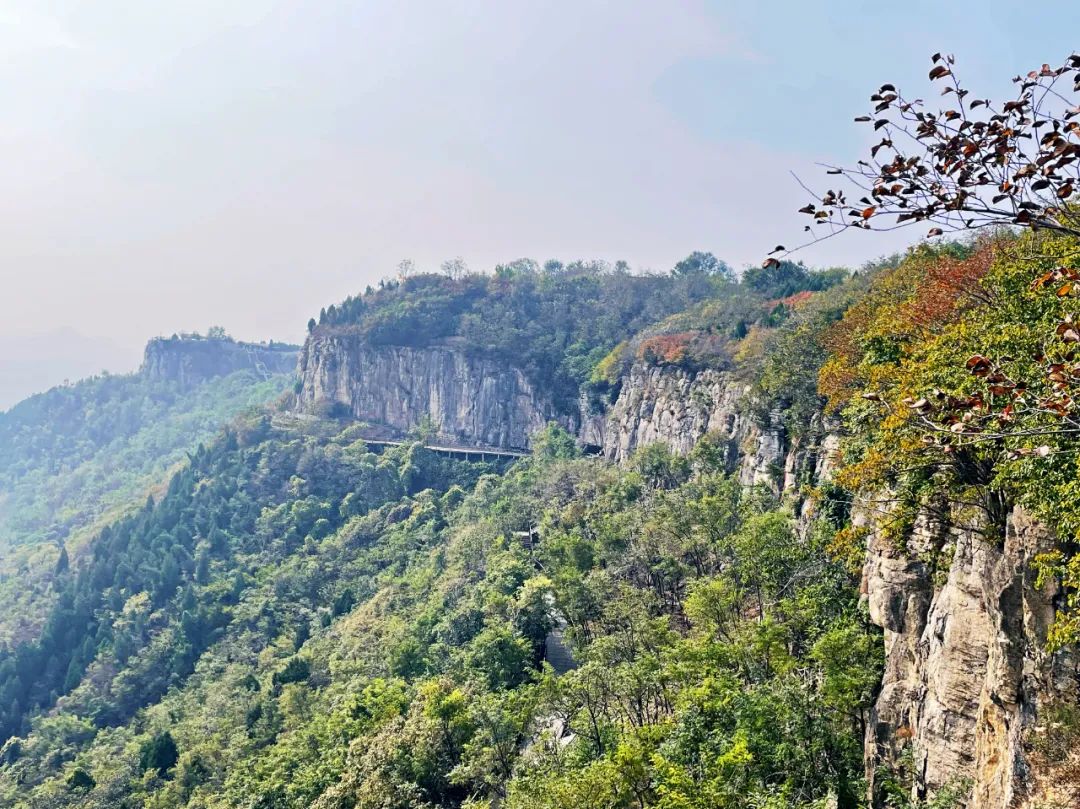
[2,0,1079,391]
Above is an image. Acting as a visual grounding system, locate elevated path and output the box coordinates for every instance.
[271,414,529,461]
[360,438,528,462]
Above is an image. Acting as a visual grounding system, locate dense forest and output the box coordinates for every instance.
[0,253,882,808]
[0,364,294,646]
[0,419,876,809]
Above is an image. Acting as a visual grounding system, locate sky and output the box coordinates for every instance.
[1,0,1079,404]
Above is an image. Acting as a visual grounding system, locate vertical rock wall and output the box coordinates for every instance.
[296,334,571,450]
[597,362,828,493]
[141,337,299,387]
[862,505,1077,808]
[597,361,1078,807]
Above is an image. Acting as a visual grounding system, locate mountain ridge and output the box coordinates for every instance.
[1,246,1078,806]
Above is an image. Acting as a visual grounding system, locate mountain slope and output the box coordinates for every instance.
[0,336,298,645]
[0,420,874,809]
[0,261,876,809]
[2,245,1078,807]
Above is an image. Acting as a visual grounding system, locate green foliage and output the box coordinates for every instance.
[66,767,95,791]
[742,260,847,299]
[742,275,867,436]
[272,658,311,687]
[672,251,733,279]
[820,232,1080,646]
[0,253,901,807]
[139,731,179,777]
[314,257,850,420]
[0,416,496,765]
[531,424,580,461]
[0,411,879,808]
[0,368,292,552]
[632,442,691,489]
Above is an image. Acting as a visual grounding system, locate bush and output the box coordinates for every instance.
[272,657,311,687]
[139,731,179,777]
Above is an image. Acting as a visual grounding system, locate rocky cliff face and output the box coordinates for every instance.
[598,362,832,494]
[599,365,744,462]
[862,504,1078,808]
[141,337,299,387]
[296,333,570,450]
[599,361,1078,807]
[295,339,817,483]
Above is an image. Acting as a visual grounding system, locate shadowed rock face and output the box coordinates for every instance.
[296,333,572,451]
[297,334,829,487]
[296,336,813,481]
[141,337,299,387]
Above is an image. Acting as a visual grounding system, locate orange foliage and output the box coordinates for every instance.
[764,290,815,310]
[637,332,695,365]
[817,240,1000,412]
[896,244,996,331]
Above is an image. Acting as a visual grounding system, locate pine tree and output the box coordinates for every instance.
[54,545,69,576]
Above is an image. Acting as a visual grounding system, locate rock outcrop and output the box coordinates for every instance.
[598,362,1078,807]
[862,504,1077,808]
[297,334,570,450]
[598,362,828,493]
[600,365,745,462]
[142,337,298,387]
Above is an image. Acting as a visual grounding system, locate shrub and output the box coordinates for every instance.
[272,657,311,687]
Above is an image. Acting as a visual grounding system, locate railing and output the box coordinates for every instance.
[355,438,529,462]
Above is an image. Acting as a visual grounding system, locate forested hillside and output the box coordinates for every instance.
[3,0,1079,799]
[0,339,296,646]
[0,422,876,809]
[0,255,883,809]
[310,257,844,410]
[3,223,1080,807]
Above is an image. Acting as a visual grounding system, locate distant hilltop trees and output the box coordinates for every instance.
[159,327,296,352]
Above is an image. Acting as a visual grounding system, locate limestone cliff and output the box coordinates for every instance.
[599,365,745,462]
[598,362,831,494]
[596,361,1078,807]
[862,504,1078,808]
[296,333,570,450]
[141,336,299,387]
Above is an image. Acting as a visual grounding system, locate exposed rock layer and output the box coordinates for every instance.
[597,363,823,490]
[297,334,570,450]
[142,337,298,387]
[862,505,1076,808]
[602,361,1076,807]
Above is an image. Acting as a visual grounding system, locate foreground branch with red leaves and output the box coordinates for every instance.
[779,54,1080,452]
[773,52,1080,262]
